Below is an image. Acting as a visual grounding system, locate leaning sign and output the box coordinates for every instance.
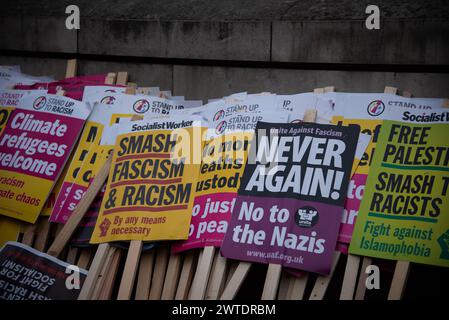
[0,242,87,300]
[90,115,205,243]
[0,93,91,223]
[221,121,359,274]
[350,108,449,267]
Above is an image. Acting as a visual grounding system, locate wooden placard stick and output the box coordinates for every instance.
[304,86,337,300]
[352,86,401,300]
[161,251,183,299]
[116,72,129,88]
[225,260,238,286]
[94,75,143,300]
[33,217,52,252]
[354,256,372,300]
[339,254,360,299]
[90,246,117,299]
[285,274,309,300]
[105,73,117,85]
[149,245,170,300]
[261,264,283,300]
[220,261,252,300]
[387,261,410,300]
[78,243,110,300]
[108,97,154,300]
[77,249,94,269]
[97,249,123,300]
[308,251,341,300]
[385,89,414,300]
[175,250,197,300]
[117,240,143,300]
[21,223,37,246]
[277,270,292,300]
[66,247,79,264]
[52,217,65,239]
[260,106,318,300]
[189,246,216,299]
[127,82,138,91]
[47,155,113,257]
[384,86,398,95]
[205,251,228,299]
[125,86,137,95]
[197,248,204,266]
[324,86,335,93]
[135,250,155,299]
[65,59,78,79]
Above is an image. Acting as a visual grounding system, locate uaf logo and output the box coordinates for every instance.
[100,96,116,105]
[295,206,319,228]
[367,100,385,116]
[133,99,150,113]
[213,109,225,121]
[33,96,47,110]
[215,120,227,134]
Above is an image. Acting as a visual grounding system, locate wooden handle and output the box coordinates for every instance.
[65,59,77,78]
[47,155,113,257]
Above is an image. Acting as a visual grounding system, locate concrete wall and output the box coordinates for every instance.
[0,0,449,99]
[1,0,448,100]
[1,55,448,101]
[2,1,448,63]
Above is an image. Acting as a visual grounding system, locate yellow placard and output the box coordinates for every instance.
[90,122,204,243]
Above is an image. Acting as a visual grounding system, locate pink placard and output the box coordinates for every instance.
[172,192,236,253]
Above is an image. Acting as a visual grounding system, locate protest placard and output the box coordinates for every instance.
[0,241,87,300]
[172,132,252,253]
[50,107,113,223]
[332,93,446,246]
[334,91,447,299]
[0,90,49,245]
[173,109,288,253]
[349,107,449,267]
[0,90,47,135]
[0,93,91,223]
[90,115,205,243]
[176,95,289,299]
[221,121,359,275]
[46,72,126,237]
[50,93,193,225]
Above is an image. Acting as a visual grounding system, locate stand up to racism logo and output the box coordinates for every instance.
[32,96,47,110]
[132,99,150,114]
[367,100,385,116]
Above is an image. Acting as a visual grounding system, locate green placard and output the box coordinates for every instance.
[349,119,449,267]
